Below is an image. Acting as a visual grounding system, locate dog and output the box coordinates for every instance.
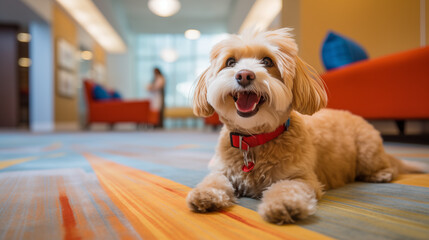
[186,28,424,224]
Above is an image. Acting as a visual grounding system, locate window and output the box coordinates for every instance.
[135,33,227,108]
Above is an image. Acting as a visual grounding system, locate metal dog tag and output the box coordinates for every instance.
[238,135,255,172]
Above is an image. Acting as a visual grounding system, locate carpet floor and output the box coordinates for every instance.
[0,131,428,240]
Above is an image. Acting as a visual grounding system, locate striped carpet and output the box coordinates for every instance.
[0,131,428,240]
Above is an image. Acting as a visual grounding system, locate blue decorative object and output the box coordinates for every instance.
[321,31,368,70]
[111,91,122,100]
[93,85,111,100]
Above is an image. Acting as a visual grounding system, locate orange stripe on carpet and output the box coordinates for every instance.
[59,192,81,240]
[43,142,62,151]
[0,157,36,170]
[83,153,332,240]
[392,174,429,187]
[43,142,63,152]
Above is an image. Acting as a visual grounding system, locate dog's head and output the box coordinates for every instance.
[193,28,327,132]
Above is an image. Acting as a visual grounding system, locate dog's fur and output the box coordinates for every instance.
[186,28,424,224]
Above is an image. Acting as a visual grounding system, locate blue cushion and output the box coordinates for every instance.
[111,91,122,100]
[92,85,111,100]
[321,31,368,70]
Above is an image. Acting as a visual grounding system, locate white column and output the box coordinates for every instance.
[29,21,54,132]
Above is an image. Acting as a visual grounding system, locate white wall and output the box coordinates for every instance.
[102,0,137,99]
[106,54,135,99]
[106,32,136,99]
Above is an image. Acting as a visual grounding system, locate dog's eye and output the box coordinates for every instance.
[261,57,274,67]
[226,57,237,68]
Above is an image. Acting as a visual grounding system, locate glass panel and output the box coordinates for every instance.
[135,33,226,107]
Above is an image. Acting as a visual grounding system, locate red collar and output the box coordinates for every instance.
[230,119,290,151]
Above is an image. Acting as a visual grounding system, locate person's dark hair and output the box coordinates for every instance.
[154,67,162,76]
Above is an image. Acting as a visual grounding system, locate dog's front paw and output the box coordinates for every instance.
[258,199,316,224]
[186,187,235,213]
[257,180,318,224]
[258,201,296,224]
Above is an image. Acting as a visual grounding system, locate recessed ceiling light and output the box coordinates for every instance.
[161,48,179,63]
[148,0,181,17]
[17,33,31,42]
[185,29,201,40]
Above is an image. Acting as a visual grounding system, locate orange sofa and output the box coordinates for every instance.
[205,112,222,128]
[83,80,160,128]
[205,47,429,133]
[321,46,429,120]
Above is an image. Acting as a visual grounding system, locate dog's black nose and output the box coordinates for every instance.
[235,69,255,87]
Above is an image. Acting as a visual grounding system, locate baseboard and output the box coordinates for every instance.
[382,134,429,145]
[31,122,54,132]
[55,122,80,131]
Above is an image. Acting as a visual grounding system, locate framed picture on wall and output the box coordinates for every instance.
[57,38,76,71]
[58,69,76,98]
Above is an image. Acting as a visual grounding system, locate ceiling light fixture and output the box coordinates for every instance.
[56,0,127,53]
[80,51,93,61]
[239,0,282,33]
[148,0,181,17]
[184,29,201,40]
[17,33,32,42]
[18,58,32,67]
[161,48,179,63]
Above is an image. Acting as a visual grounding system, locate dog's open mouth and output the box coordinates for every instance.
[232,92,266,118]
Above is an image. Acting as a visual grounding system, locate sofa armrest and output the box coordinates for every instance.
[321,47,429,119]
[205,112,222,126]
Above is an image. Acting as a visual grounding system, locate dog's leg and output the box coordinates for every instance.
[354,120,398,183]
[355,133,425,182]
[186,172,236,213]
[258,179,320,224]
[357,151,398,183]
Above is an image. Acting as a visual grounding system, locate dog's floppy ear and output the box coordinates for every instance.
[193,69,215,117]
[263,28,327,115]
[292,57,327,115]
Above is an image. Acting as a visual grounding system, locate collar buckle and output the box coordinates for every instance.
[239,135,243,151]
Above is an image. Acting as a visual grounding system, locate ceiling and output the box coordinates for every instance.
[2,0,254,35]
[0,0,46,28]
[116,0,255,34]
[1,0,256,52]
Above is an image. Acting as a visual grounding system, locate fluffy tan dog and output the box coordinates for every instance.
[186,28,424,224]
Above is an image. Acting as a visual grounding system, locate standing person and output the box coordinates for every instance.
[147,67,165,128]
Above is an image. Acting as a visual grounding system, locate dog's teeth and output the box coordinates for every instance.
[251,102,257,111]
[235,100,258,112]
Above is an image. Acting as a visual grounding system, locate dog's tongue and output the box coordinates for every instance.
[235,92,260,112]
